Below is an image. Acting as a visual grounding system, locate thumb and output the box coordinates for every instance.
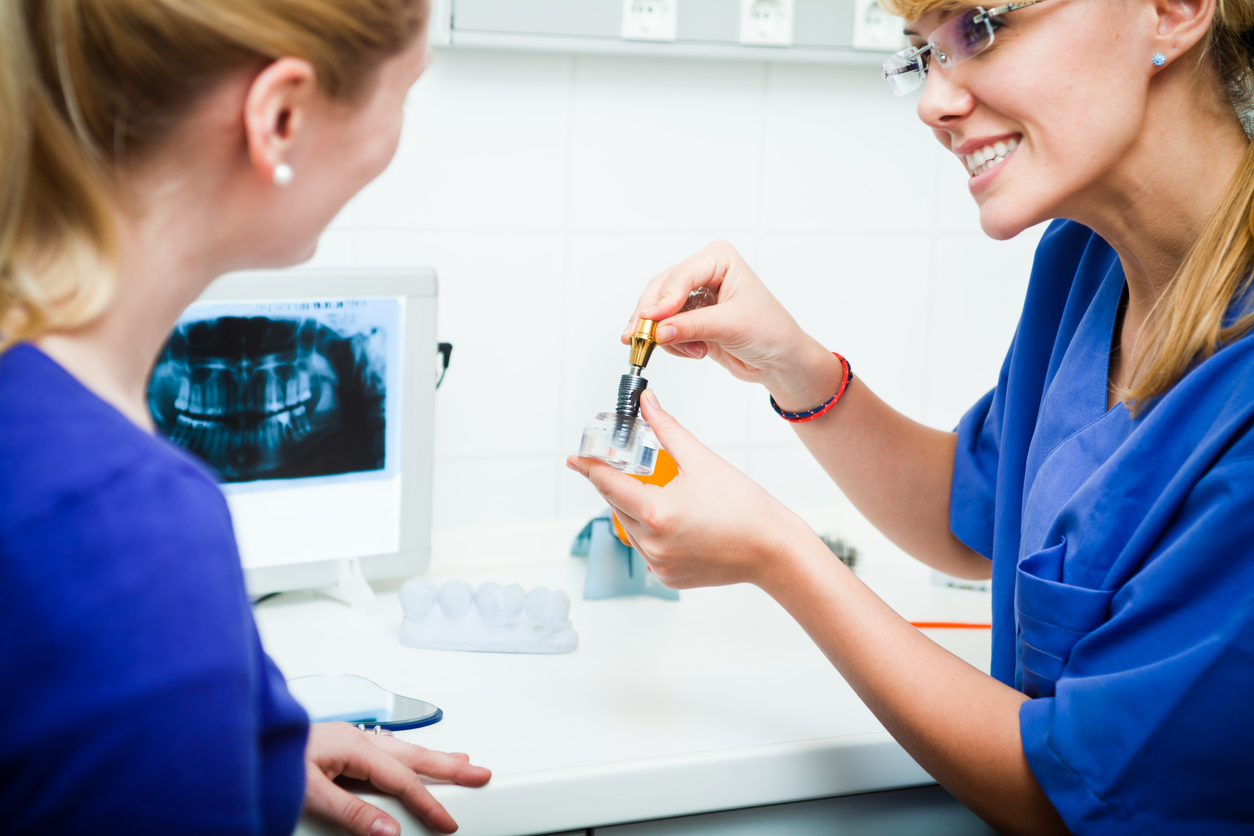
[639,389,705,466]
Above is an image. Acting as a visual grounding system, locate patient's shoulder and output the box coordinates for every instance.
[0,344,218,532]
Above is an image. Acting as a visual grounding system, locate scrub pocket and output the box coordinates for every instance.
[1016,540,1115,698]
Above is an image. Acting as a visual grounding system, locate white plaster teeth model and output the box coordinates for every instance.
[398,579,577,654]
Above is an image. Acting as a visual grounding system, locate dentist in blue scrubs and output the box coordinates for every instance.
[572,1,1254,833]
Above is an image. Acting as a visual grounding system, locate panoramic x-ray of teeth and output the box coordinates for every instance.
[147,301,395,483]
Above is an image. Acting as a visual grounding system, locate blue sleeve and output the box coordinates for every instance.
[0,459,306,835]
[950,368,1011,559]
[1019,456,1254,835]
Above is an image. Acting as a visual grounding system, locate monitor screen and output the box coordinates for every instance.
[148,297,406,570]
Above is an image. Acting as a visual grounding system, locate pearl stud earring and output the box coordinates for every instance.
[1152,53,1167,67]
[273,163,294,186]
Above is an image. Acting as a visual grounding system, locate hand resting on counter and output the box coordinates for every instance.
[304,722,491,835]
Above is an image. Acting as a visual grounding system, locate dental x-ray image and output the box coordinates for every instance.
[148,298,402,484]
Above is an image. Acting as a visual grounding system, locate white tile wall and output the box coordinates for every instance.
[317,47,1045,548]
[356,51,572,231]
[761,64,935,235]
[567,59,765,232]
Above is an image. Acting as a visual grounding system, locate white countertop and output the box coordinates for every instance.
[258,536,991,836]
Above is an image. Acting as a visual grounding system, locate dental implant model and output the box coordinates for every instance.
[398,579,577,654]
[577,286,716,476]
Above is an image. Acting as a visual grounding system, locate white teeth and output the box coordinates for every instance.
[399,581,579,654]
[475,582,526,625]
[545,591,571,624]
[962,138,1019,177]
[525,587,571,624]
[475,582,507,624]
[401,580,567,626]
[265,375,283,414]
[399,578,438,620]
[438,580,474,619]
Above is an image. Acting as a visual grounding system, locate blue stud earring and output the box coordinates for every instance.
[1153,53,1167,67]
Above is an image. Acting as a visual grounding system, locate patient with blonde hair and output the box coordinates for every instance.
[0,1,488,833]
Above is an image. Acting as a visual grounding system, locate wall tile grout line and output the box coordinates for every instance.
[749,61,771,458]
[554,52,579,522]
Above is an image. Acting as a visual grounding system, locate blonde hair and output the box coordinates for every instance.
[881,0,1254,411]
[0,0,427,353]
[880,0,964,20]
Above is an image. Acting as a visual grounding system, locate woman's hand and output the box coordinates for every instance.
[622,240,842,412]
[567,389,815,590]
[304,722,491,836]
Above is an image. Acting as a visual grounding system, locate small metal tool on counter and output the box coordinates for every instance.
[577,286,716,476]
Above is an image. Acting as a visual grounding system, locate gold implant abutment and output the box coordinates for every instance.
[629,319,659,370]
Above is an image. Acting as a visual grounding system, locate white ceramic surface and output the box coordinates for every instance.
[260,547,991,836]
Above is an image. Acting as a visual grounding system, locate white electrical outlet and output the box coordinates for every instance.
[622,0,678,42]
[851,0,907,52]
[739,0,794,47]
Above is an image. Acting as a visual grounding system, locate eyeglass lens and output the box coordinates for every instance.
[882,6,996,97]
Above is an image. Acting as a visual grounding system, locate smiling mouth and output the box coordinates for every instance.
[963,137,1019,177]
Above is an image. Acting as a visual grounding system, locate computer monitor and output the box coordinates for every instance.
[147,268,437,598]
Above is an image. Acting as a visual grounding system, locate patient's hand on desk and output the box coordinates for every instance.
[304,721,491,835]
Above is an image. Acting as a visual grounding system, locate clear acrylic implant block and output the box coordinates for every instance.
[578,412,659,476]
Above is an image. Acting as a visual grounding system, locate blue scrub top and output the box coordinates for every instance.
[952,220,1254,834]
[0,345,309,834]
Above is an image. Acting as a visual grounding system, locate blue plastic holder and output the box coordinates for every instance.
[571,511,679,602]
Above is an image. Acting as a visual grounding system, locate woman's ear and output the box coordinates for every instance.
[243,57,317,184]
[1150,0,1217,65]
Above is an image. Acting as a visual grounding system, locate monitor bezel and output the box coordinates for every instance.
[188,267,438,595]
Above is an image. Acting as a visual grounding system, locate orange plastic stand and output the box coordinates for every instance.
[611,448,679,547]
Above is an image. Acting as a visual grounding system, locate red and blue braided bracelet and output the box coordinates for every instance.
[769,352,852,423]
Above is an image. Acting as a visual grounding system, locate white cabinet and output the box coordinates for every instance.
[528,786,995,836]
[437,0,903,64]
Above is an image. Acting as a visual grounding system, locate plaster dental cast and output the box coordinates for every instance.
[571,1,1254,833]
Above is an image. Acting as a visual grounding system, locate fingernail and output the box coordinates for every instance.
[567,460,581,473]
[657,324,678,342]
[370,818,400,836]
[642,389,659,408]
[681,343,703,359]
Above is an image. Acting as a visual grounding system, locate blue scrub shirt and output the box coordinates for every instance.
[952,220,1254,834]
[0,345,308,834]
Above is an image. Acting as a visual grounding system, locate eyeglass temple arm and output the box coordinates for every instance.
[977,0,1046,24]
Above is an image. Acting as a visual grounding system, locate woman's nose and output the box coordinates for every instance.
[916,65,977,130]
